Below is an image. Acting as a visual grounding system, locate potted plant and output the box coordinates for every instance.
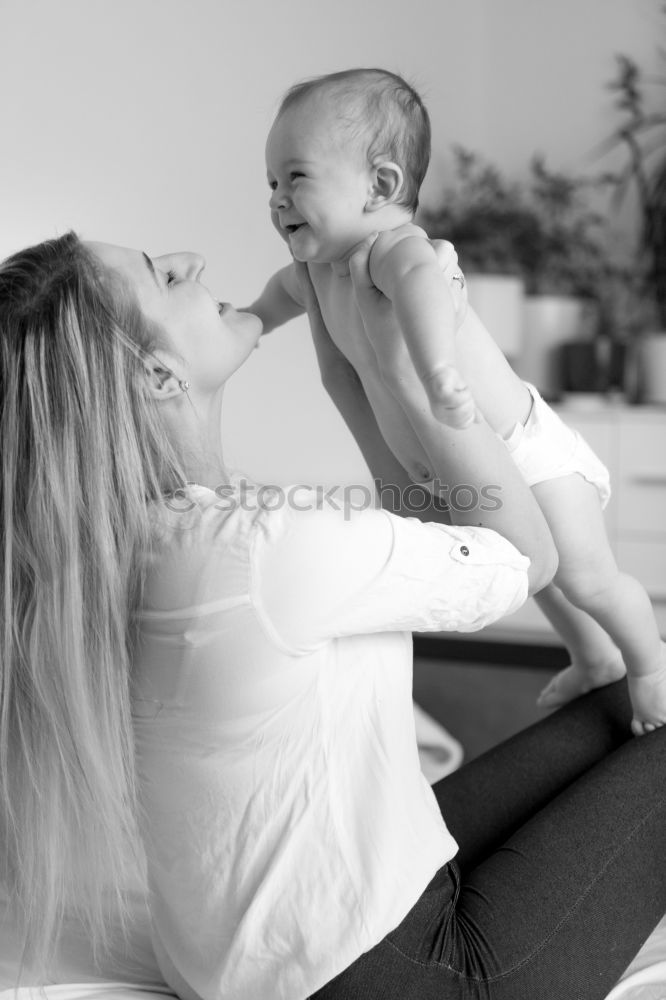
[420,146,538,275]
[421,148,616,396]
[517,156,619,398]
[600,43,666,402]
[419,147,531,360]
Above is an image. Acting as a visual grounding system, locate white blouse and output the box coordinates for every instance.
[132,480,529,1000]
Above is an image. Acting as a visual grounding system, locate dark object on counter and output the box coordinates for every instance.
[559,338,626,394]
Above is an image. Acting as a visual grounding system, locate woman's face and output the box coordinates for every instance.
[86,242,262,391]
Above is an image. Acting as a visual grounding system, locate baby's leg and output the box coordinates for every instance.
[450,311,664,722]
[534,584,625,709]
[533,473,666,733]
[455,305,534,436]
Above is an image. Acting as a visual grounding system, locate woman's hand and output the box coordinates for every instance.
[349,235,468,341]
[348,236,470,414]
[293,237,467,387]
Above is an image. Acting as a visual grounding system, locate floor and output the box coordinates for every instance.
[412,642,567,761]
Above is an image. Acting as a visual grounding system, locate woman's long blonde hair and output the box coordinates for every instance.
[0,232,184,975]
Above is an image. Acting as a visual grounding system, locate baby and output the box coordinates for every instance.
[246,67,666,733]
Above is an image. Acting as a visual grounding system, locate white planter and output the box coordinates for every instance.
[516,295,588,398]
[465,273,525,359]
[638,332,666,404]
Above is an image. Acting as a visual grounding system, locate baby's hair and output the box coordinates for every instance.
[277,68,431,213]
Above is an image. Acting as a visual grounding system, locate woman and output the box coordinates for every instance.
[0,231,663,1000]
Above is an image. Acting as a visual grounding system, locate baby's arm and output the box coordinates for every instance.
[369,226,475,429]
[242,263,305,335]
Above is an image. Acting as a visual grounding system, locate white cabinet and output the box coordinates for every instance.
[482,401,666,643]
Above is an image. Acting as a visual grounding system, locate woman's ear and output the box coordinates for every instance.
[365,161,404,212]
[144,356,187,402]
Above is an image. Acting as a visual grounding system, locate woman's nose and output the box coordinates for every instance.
[182,253,206,280]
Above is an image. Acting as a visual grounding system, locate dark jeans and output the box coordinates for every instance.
[312,680,666,1000]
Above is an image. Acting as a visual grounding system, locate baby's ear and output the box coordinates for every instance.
[366,161,404,211]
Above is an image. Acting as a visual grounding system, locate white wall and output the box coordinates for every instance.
[0,0,661,484]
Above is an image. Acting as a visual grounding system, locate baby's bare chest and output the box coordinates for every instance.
[308,268,379,371]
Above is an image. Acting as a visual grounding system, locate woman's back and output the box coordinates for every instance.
[133,481,487,1000]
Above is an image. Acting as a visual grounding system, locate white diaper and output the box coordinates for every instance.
[501,382,611,509]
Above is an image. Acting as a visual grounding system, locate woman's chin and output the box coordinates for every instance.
[225,304,263,339]
[247,312,264,340]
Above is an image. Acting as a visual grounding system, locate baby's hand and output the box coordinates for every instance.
[422,365,477,430]
[628,657,666,736]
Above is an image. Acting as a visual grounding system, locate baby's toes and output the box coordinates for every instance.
[537,666,589,709]
[631,718,666,736]
[537,678,566,710]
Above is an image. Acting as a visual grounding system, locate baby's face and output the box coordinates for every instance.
[265,101,375,264]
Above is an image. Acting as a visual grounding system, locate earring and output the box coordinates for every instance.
[178,380,190,393]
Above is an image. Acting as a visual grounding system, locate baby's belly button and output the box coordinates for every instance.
[381,431,433,481]
[403,457,434,482]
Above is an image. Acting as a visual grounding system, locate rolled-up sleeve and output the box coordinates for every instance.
[252,498,529,654]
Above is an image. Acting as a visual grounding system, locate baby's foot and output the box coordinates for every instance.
[537,657,626,711]
[628,641,666,736]
[422,365,477,429]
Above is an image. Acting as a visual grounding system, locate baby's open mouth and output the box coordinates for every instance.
[285,223,304,234]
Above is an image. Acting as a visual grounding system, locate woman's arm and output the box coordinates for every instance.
[292,259,449,524]
[251,250,540,650]
[348,240,558,596]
